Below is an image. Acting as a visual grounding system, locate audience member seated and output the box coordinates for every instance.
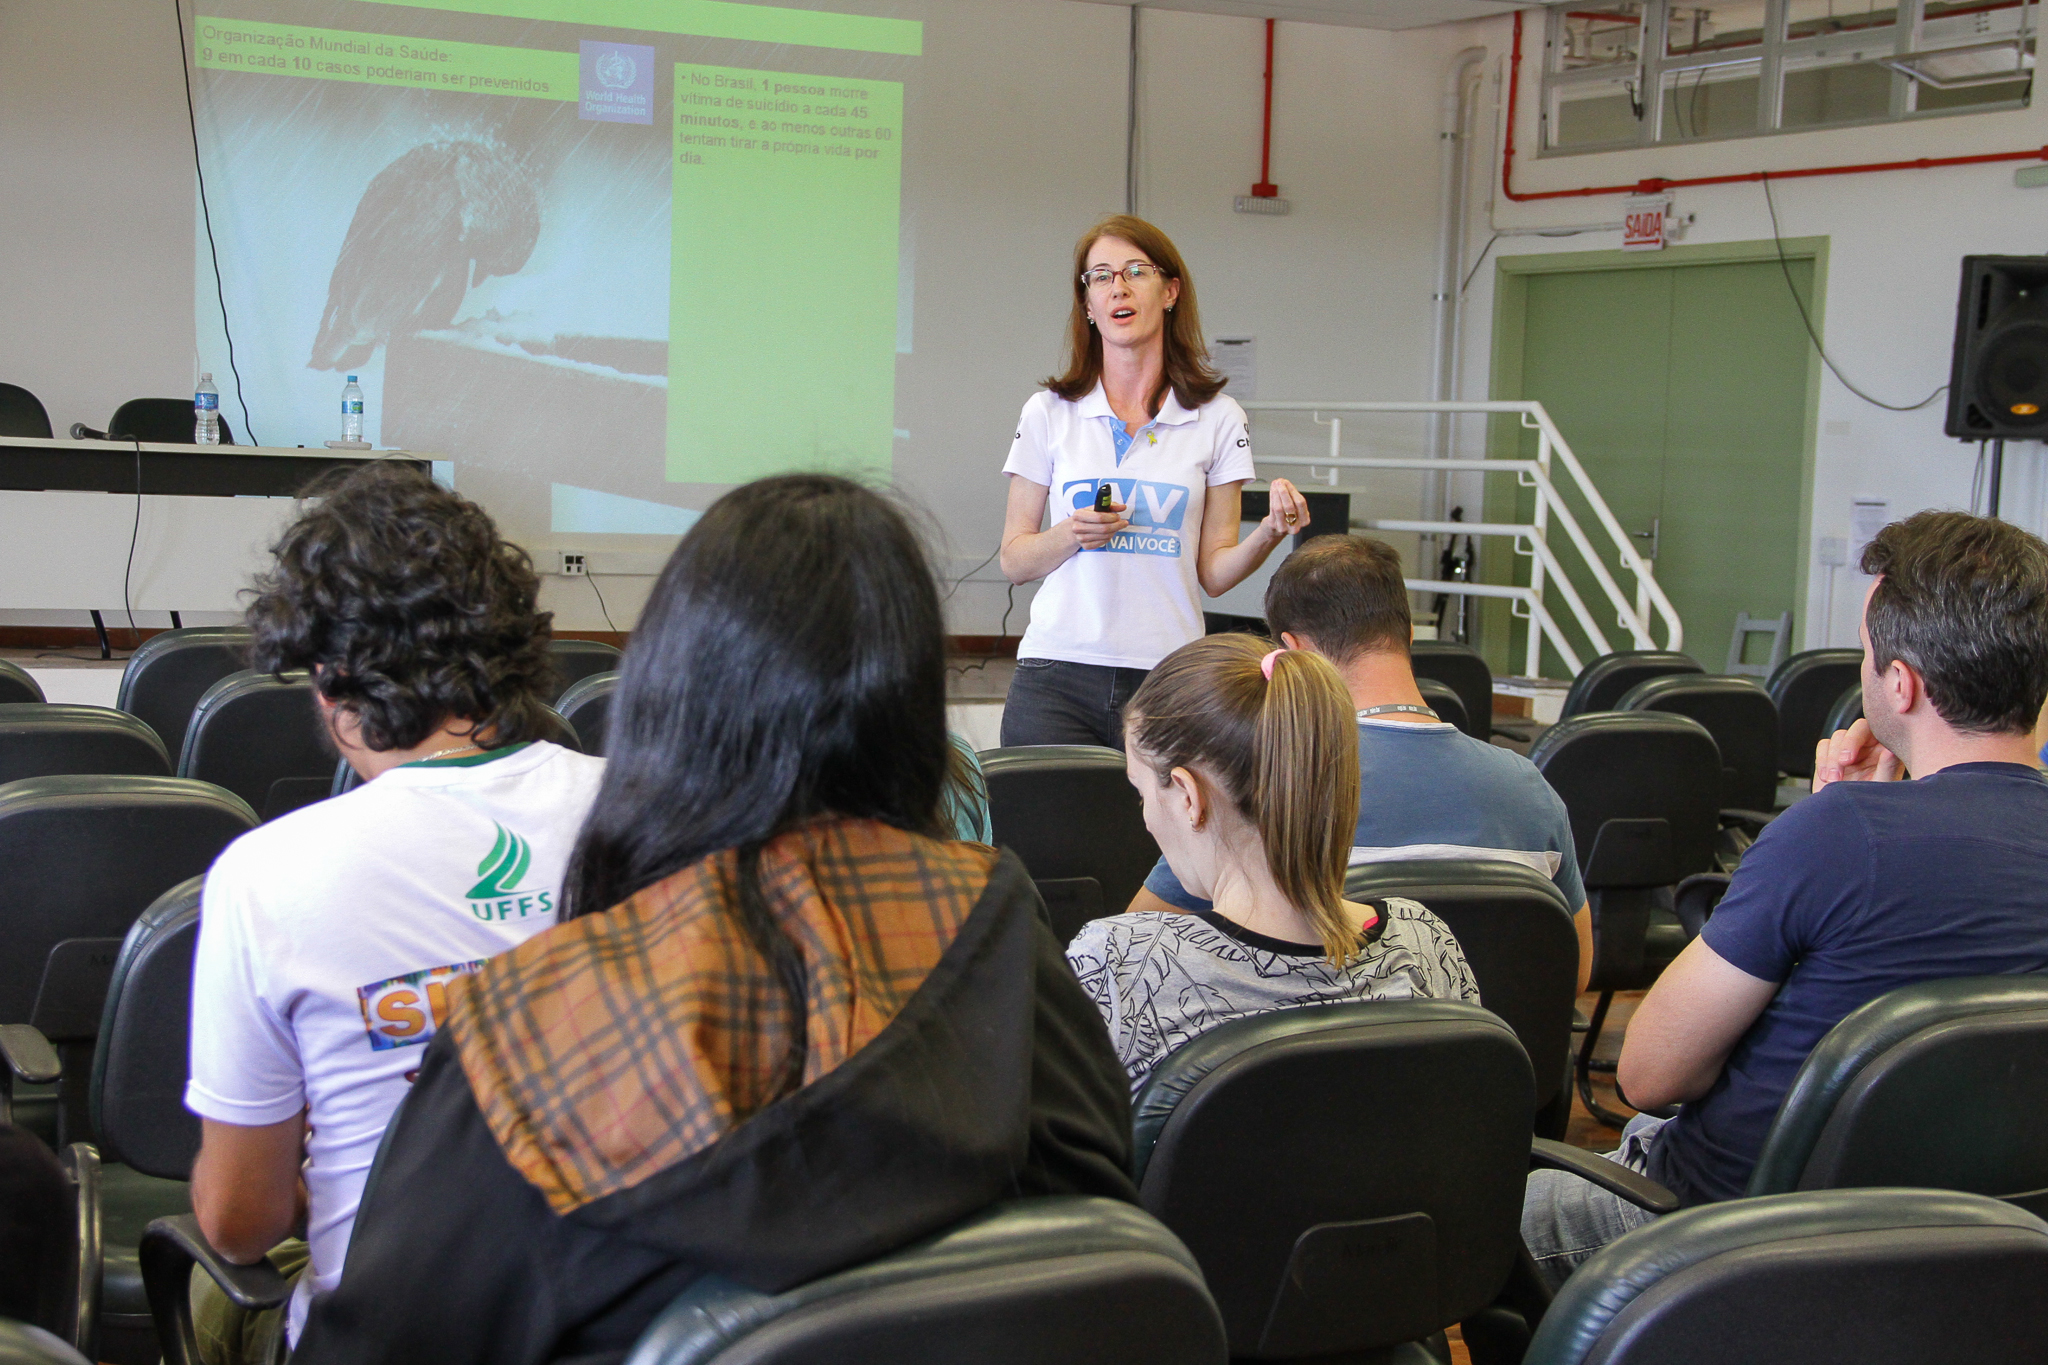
[1523,510,2048,1288]
[1067,634,1479,1092]
[1128,536,1593,987]
[183,466,604,1362]
[291,475,1138,1365]
[942,731,994,842]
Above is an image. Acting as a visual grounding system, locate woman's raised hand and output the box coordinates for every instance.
[1259,478,1310,540]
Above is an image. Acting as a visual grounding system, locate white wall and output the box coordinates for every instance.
[0,0,1480,636]
[1439,9,2048,653]
[10,1,2025,650]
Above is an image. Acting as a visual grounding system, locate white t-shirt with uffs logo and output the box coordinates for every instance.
[186,740,603,1344]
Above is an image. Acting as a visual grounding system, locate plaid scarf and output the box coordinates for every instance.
[445,818,997,1214]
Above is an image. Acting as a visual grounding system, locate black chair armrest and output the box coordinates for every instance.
[0,1024,61,1128]
[1,1024,61,1084]
[1718,808,1778,836]
[1530,1138,1681,1215]
[141,1215,292,1365]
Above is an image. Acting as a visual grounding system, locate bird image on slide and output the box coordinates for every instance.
[308,137,541,372]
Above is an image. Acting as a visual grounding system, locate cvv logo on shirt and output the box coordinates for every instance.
[1065,478,1189,529]
[1063,479,1189,557]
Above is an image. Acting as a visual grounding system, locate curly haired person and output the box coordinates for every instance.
[183,464,604,1363]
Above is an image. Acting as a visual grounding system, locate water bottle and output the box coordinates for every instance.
[342,375,365,443]
[194,374,220,445]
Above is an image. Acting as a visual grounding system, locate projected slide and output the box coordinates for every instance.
[189,0,919,534]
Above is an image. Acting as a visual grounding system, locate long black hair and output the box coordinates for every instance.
[560,475,951,1073]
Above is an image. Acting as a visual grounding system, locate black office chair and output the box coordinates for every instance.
[176,672,333,821]
[0,662,44,706]
[1532,972,2048,1264]
[1409,641,1493,742]
[327,705,584,798]
[0,384,54,440]
[1557,650,1703,721]
[1346,860,1579,1137]
[0,1321,89,1365]
[1530,713,1721,1126]
[1766,648,1862,779]
[115,628,251,763]
[101,401,234,447]
[1133,1000,1533,1362]
[617,1197,1226,1365]
[0,776,254,1152]
[1615,674,1780,820]
[1741,974,2048,1211]
[979,747,1160,937]
[556,671,618,757]
[1202,611,1268,637]
[1523,1188,2048,1365]
[548,639,624,703]
[0,881,206,1365]
[1822,682,1863,739]
[0,708,169,785]
[1415,679,1471,737]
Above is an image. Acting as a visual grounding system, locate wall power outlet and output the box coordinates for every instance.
[557,552,587,577]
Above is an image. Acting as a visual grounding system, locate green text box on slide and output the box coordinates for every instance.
[356,0,921,57]
[669,64,902,484]
[194,17,574,99]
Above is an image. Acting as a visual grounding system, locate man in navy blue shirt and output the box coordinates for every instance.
[1122,534,1594,988]
[1523,510,2048,1289]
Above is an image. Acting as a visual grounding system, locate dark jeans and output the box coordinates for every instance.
[1000,658,1150,750]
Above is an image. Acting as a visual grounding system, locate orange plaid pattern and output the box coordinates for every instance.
[445,818,997,1214]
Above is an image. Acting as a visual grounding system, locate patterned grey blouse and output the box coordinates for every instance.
[1065,897,1481,1093]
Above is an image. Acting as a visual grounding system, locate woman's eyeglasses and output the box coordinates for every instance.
[1081,263,1168,290]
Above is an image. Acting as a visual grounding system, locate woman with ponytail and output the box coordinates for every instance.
[1066,634,1478,1091]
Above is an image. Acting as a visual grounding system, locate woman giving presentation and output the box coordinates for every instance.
[999,214,1307,748]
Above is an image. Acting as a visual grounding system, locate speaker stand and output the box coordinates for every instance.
[1989,438,2006,519]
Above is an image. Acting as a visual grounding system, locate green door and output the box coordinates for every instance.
[1486,250,1815,679]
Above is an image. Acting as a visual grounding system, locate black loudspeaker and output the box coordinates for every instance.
[1946,255,2048,440]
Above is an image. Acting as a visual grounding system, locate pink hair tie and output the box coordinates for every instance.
[1260,648,1285,680]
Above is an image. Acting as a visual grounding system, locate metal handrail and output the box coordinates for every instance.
[1241,399,1683,677]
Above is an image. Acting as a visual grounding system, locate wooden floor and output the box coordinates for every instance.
[1442,989,1645,1365]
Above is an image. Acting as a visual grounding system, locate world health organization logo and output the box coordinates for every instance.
[597,49,636,89]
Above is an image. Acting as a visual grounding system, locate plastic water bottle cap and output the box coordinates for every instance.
[200,372,213,381]
[347,375,358,382]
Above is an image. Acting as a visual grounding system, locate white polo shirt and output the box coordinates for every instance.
[1003,383,1256,671]
[185,741,604,1344]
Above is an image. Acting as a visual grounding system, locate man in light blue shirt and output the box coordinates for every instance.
[1128,535,1592,986]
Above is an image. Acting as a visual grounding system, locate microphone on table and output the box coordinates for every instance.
[70,423,108,440]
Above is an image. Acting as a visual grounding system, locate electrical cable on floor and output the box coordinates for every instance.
[586,574,620,635]
[948,582,1018,679]
[943,546,1002,603]
[123,439,143,643]
[1761,173,1947,413]
[174,0,258,445]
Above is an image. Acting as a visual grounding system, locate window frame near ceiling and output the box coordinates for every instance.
[1538,0,2036,155]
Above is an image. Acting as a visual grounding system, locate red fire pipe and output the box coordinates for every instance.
[1253,18,1280,197]
[1502,7,2048,202]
